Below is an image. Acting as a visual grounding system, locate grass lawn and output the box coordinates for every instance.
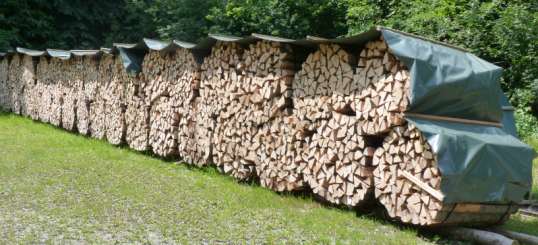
[0,113,434,244]
[0,112,536,243]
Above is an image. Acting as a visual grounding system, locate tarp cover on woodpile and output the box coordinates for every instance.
[381,29,534,203]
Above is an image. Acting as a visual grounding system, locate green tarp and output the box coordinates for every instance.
[406,117,533,203]
[382,29,534,203]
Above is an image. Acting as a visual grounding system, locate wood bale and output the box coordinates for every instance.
[178,98,214,166]
[36,57,52,123]
[60,59,78,131]
[89,54,114,140]
[372,123,517,226]
[103,56,127,145]
[353,38,409,135]
[305,112,374,206]
[48,58,64,127]
[293,44,356,124]
[199,42,243,118]
[212,118,258,180]
[143,49,199,157]
[255,115,308,192]
[199,42,253,178]
[125,74,150,151]
[7,54,23,114]
[0,58,9,110]
[149,96,179,157]
[20,55,36,118]
[76,56,99,136]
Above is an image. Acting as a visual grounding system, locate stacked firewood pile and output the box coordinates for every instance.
[48,58,65,127]
[0,57,9,110]
[89,54,114,139]
[143,51,183,157]
[0,35,525,228]
[36,57,52,123]
[20,55,36,119]
[75,56,98,135]
[7,54,22,114]
[125,68,149,151]
[103,56,128,145]
[60,59,78,131]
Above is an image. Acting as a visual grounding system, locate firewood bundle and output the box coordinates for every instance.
[149,96,179,157]
[240,41,295,125]
[103,57,128,145]
[75,56,99,136]
[36,57,52,123]
[372,123,516,226]
[305,112,374,206]
[0,57,8,110]
[178,98,214,166]
[199,42,243,118]
[125,96,150,151]
[255,115,308,192]
[293,44,356,124]
[48,59,64,127]
[353,39,409,135]
[7,55,23,114]
[143,50,198,157]
[168,49,201,111]
[212,119,258,180]
[125,73,150,151]
[90,54,114,139]
[60,59,78,131]
[20,55,36,119]
[199,42,251,177]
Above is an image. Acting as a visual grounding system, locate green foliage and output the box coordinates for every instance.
[515,107,538,139]
[146,0,220,42]
[207,0,348,39]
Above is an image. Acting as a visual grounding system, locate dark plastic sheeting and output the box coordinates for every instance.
[406,117,534,203]
[500,93,518,137]
[382,29,504,123]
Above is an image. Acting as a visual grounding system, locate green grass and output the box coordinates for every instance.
[0,113,436,244]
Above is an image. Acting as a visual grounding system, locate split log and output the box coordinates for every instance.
[490,228,538,245]
[441,227,518,245]
[305,112,374,206]
[373,123,517,226]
